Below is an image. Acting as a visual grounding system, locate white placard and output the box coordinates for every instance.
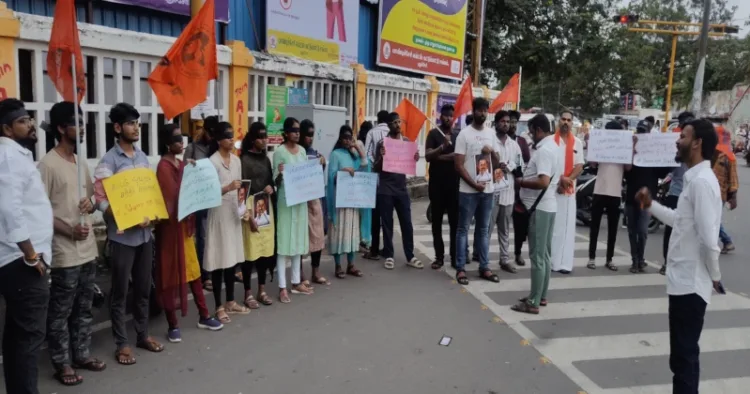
[586,129,634,164]
[283,159,326,206]
[633,133,680,167]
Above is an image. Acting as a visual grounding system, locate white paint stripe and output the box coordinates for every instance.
[601,377,750,394]
[468,266,663,292]
[501,293,750,322]
[537,327,750,365]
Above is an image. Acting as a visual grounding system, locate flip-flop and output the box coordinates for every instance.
[73,358,107,371]
[456,271,469,285]
[479,270,500,283]
[53,369,83,386]
[510,301,540,315]
[115,347,136,365]
[346,266,364,277]
[136,337,165,353]
[406,258,424,269]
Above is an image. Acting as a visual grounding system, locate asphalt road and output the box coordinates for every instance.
[7,165,750,394]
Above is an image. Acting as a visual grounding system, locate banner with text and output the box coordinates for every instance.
[178,159,222,221]
[267,0,360,66]
[586,129,634,164]
[335,172,378,208]
[283,159,326,206]
[266,85,288,144]
[383,138,418,175]
[104,0,229,22]
[102,168,169,231]
[378,0,467,80]
[633,133,680,167]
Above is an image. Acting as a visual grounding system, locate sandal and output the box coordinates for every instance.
[500,263,517,274]
[406,257,424,269]
[456,271,469,285]
[301,279,314,290]
[511,301,540,315]
[291,283,313,295]
[203,279,213,291]
[234,272,243,283]
[136,337,165,353]
[244,293,261,310]
[587,260,596,270]
[605,261,618,272]
[362,251,380,260]
[384,258,395,270]
[258,292,273,305]
[659,265,666,275]
[53,366,83,386]
[312,275,331,285]
[431,260,444,270]
[225,301,251,315]
[519,296,547,307]
[73,357,107,371]
[335,267,346,279]
[215,307,231,324]
[346,266,364,277]
[279,289,291,304]
[115,346,136,365]
[479,270,500,283]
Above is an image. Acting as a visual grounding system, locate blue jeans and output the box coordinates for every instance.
[719,224,732,245]
[456,192,494,272]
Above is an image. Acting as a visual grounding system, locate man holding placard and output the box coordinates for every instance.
[374,112,422,270]
[93,103,164,365]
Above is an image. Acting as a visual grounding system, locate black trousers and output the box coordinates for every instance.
[512,209,529,257]
[663,195,679,263]
[370,197,381,255]
[588,195,621,261]
[669,293,707,394]
[242,255,275,290]
[429,186,458,263]
[378,193,415,261]
[0,258,49,394]
[109,240,153,348]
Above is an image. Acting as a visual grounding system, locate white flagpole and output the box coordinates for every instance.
[517,66,522,110]
[72,54,85,226]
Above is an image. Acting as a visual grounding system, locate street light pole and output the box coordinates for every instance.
[664,34,678,131]
[690,0,711,113]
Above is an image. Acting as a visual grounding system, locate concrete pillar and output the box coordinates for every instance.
[0,1,20,100]
[226,40,255,148]
[352,64,367,134]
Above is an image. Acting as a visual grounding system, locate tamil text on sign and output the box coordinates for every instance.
[178,159,222,221]
[102,168,169,231]
[335,172,378,208]
[633,133,680,167]
[383,138,417,175]
[586,129,634,164]
[283,159,326,206]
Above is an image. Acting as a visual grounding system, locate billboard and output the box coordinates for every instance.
[377,0,467,80]
[266,0,360,67]
[103,0,229,22]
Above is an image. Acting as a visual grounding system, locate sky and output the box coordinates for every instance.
[728,0,750,37]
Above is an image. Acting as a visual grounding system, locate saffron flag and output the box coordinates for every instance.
[489,73,520,113]
[453,76,474,126]
[148,0,217,120]
[47,0,85,103]
[394,98,428,142]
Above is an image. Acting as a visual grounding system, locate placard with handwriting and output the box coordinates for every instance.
[283,159,325,206]
[178,159,222,221]
[633,133,680,167]
[586,129,633,164]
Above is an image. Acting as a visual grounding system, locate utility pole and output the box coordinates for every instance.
[690,0,711,113]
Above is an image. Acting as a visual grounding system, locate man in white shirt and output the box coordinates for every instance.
[636,118,723,394]
[363,110,390,260]
[487,110,522,274]
[454,98,502,285]
[511,114,560,314]
[551,111,585,274]
[0,98,53,394]
[587,120,630,271]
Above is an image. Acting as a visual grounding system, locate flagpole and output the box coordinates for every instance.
[517,66,522,111]
[72,54,85,226]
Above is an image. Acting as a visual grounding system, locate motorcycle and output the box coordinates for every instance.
[575,164,597,226]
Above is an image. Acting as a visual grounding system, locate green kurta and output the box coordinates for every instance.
[273,144,310,256]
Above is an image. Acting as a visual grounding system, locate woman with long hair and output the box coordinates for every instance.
[273,118,312,303]
[299,119,329,287]
[204,122,250,323]
[239,122,276,307]
[327,125,365,278]
[155,124,224,342]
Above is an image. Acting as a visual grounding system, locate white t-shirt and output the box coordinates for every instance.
[455,125,501,194]
[520,135,560,213]
[593,163,625,197]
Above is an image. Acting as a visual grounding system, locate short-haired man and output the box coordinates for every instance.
[0,98,52,394]
[363,109,391,261]
[94,103,164,365]
[636,118,722,394]
[511,114,560,314]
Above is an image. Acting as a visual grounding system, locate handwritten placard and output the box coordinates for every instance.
[177,159,222,221]
[383,138,417,175]
[586,129,634,164]
[283,159,326,206]
[633,133,680,167]
[335,172,378,208]
[102,168,169,231]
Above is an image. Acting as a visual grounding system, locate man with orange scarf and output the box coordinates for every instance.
[550,111,585,274]
[712,124,738,254]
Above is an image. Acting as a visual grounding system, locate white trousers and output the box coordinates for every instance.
[277,255,301,289]
[551,194,576,272]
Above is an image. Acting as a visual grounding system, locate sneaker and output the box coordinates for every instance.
[721,243,735,254]
[167,328,182,343]
[197,317,224,331]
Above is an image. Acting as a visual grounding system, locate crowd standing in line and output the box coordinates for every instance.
[0,95,737,393]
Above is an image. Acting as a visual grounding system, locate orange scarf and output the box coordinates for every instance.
[715,125,736,162]
[554,130,575,194]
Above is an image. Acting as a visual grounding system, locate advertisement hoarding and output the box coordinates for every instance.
[377,0,467,80]
[103,0,229,22]
[267,0,360,67]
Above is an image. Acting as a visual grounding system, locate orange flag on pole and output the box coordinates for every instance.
[394,98,428,142]
[47,0,85,103]
[453,76,474,126]
[489,73,520,113]
[148,0,217,120]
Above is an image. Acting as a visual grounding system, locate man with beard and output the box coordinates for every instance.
[94,103,164,365]
[635,118,722,394]
[0,98,52,394]
[488,110,522,274]
[454,98,502,285]
[425,104,459,269]
[550,111,584,274]
[39,102,105,386]
[508,110,530,164]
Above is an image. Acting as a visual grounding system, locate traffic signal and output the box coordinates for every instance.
[613,14,639,24]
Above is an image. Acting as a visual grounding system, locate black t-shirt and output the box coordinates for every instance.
[624,165,671,206]
[375,137,409,196]
[425,128,459,189]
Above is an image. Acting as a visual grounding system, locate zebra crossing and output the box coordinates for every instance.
[408,223,750,394]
